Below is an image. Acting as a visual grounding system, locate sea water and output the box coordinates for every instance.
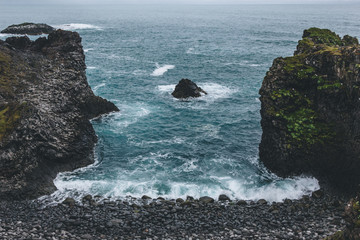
[1,3,360,202]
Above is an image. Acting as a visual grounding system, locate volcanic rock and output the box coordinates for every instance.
[171,78,207,99]
[1,23,55,35]
[0,29,119,200]
[259,27,360,193]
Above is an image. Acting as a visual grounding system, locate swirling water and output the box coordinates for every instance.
[1,3,360,202]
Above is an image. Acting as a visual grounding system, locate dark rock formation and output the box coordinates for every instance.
[1,23,55,35]
[172,78,207,99]
[0,29,119,200]
[259,27,360,193]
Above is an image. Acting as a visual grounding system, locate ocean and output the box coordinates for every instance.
[1,3,359,202]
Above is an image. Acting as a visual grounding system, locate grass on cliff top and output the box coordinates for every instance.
[303,28,342,46]
[0,51,13,94]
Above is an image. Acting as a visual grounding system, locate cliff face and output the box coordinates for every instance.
[259,28,360,192]
[0,30,119,200]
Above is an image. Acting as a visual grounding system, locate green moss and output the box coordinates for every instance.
[297,38,315,54]
[283,55,316,78]
[0,51,15,95]
[303,28,342,46]
[277,107,335,146]
[315,45,342,56]
[343,35,359,46]
[317,81,343,90]
[0,103,24,142]
[283,55,305,73]
[269,87,335,147]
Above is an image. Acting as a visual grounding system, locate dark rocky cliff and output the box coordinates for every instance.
[0,30,119,200]
[259,28,360,193]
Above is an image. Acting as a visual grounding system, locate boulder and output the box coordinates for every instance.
[171,79,207,99]
[1,23,55,35]
[199,196,214,204]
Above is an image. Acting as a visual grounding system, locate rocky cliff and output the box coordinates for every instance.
[259,28,360,193]
[0,30,119,200]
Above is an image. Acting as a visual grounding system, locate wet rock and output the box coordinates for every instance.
[312,190,324,199]
[199,196,214,204]
[62,198,75,207]
[142,195,152,200]
[82,195,92,202]
[218,194,231,201]
[171,79,207,99]
[186,196,194,201]
[0,29,119,200]
[237,200,247,205]
[176,198,184,203]
[257,199,267,205]
[259,27,360,193]
[1,23,55,35]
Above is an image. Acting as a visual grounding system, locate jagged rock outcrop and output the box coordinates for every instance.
[259,28,360,192]
[172,78,207,99]
[0,29,119,200]
[1,23,55,35]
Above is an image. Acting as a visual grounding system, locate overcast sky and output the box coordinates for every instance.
[4,0,359,4]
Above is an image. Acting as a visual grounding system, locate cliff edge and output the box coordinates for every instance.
[259,28,360,193]
[0,30,119,200]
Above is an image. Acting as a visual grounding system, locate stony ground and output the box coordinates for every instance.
[0,193,346,240]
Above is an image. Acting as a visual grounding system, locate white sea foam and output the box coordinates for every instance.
[93,83,105,93]
[103,103,151,131]
[87,66,97,70]
[186,47,195,54]
[48,169,319,204]
[151,63,175,76]
[55,23,102,31]
[132,69,147,76]
[157,82,236,106]
[84,48,94,53]
[157,84,176,92]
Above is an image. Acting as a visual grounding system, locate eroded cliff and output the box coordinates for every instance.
[259,28,360,192]
[0,30,119,200]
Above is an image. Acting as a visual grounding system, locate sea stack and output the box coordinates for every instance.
[259,27,360,193]
[0,29,119,200]
[1,22,55,35]
[172,78,207,99]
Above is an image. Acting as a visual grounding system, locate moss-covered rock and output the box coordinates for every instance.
[259,28,360,192]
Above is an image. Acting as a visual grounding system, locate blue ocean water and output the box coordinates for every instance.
[1,4,360,202]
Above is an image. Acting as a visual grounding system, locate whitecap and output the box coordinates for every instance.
[151,63,175,77]
[55,23,102,31]
[132,69,147,76]
[87,66,97,70]
[157,82,236,104]
[157,84,176,92]
[100,104,151,131]
[93,83,105,92]
[186,47,195,54]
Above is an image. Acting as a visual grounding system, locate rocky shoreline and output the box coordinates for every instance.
[0,193,346,239]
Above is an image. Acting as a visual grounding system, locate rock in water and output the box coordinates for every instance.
[171,78,207,99]
[1,22,55,35]
[0,29,119,200]
[259,27,360,193]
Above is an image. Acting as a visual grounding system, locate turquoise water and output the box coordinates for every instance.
[1,4,360,202]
